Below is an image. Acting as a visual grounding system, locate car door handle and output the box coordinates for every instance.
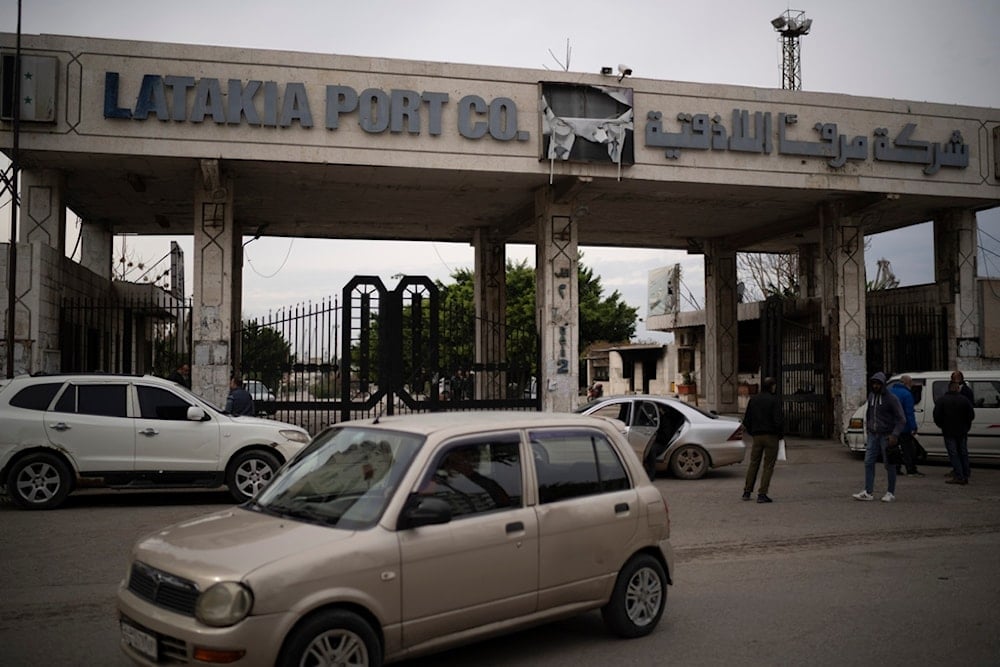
[506,521,524,534]
[138,428,159,436]
[49,422,71,431]
[615,502,630,514]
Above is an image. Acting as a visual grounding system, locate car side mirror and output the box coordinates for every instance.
[187,406,206,421]
[397,494,452,530]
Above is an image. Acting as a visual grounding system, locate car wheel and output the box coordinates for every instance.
[601,553,667,638]
[670,444,709,480]
[279,609,382,667]
[7,452,73,510]
[226,450,281,502]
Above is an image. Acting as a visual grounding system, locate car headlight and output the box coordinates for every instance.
[279,429,310,444]
[195,582,253,627]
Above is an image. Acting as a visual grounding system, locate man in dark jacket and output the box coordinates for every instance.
[225,376,256,417]
[934,381,976,485]
[853,372,905,502]
[742,376,783,503]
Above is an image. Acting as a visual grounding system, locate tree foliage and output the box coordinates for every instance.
[437,257,638,362]
[241,321,291,391]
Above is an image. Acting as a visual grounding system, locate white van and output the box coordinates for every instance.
[844,371,1000,461]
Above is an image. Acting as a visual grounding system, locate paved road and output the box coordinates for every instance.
[1,438,998,666]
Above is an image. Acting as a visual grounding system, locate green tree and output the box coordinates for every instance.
[437,257,638,367]
[240,321,292,392]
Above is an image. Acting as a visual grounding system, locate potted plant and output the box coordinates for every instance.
[678,372,697,395]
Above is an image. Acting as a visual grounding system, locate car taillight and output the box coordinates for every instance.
[728,424,745,441]
[848,417,863,430]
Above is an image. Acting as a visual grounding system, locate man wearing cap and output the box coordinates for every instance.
[853,372,905,502]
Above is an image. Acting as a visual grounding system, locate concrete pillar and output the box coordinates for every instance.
[191,159,240,407]
[535,188,578,412]
[13,170,69,374]
[19,169,66,253]
[79,220,113,279]
[797,242,820,299]
[819,203,867,438]
[933,209,980,368]
[473,229,506,400]
[702,241,739,414]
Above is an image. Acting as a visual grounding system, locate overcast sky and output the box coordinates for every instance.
[2,0,999,342]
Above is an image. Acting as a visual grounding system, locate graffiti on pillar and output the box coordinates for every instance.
[550,215,574,375]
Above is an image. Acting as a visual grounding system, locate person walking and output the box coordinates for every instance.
[889,374,924,477]
[225,376,256,417]
[933,380,975,485]
[853,372,905,502]
[741,376,783,504]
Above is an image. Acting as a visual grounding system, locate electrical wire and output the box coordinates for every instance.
[245,238,295,279]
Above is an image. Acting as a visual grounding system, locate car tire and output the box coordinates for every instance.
[7,452,73,510]
[601,553,667,638]
[226,449,281,502]
[278,609,382,667]
[670,444,709,480]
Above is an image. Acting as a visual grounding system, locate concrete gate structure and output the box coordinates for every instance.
[1,33,999,436]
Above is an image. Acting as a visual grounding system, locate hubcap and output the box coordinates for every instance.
[236,459,275,497]
[624,566,663,627]
[677,448,704,474]
[15,462,61,503]
[300,629,369,667]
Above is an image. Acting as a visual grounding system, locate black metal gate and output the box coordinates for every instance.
[238,275,539,433]
[760,297,831,438]
[866,304,948,376]
[339,275,539,422]
[60,291,191,377]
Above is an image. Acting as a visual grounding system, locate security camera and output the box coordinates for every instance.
[618,64,633,77]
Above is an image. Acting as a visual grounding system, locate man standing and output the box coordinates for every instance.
[934,381,975,485]
[950,370,975,404]
[853,372,905,502]
[889,375,924,477]
[742,376,783,504]
[166,363,191,388]
[225,376,256,417]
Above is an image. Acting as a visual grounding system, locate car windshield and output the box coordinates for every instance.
[253,426,423,529]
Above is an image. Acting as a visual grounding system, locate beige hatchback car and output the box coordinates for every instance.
[117,412,674,666]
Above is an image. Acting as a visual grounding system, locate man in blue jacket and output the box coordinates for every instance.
[889,375,924,477]
[853,372,905,502]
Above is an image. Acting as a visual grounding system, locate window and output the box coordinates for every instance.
[137,385,195,420]
[530,429,629,504]
[10,383,64,410]
[968,381,1000,409]
[419,437,522,519]
[585,401,631,424]
[54,384,128,417]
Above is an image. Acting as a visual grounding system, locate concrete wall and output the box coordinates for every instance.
[1,242,113,375]
[2,33,997,201]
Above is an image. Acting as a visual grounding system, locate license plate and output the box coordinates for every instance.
[121,620,158,661]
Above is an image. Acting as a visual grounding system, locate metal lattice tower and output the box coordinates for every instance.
[771,9,812,91]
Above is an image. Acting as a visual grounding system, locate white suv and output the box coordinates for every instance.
[0,374,311,510]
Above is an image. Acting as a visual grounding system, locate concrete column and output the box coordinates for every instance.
[19,169,67,253]
[13,170,69,374]
[473,229,507,400]
[933,209,979,368]
[819,203,867,438]
[79,220,113,279]
[535,188,578,412]
[702,241,739,414]
[191,159,239,407]
[797,242,820,299]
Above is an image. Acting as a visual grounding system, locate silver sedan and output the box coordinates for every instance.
[578,395,746,480]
